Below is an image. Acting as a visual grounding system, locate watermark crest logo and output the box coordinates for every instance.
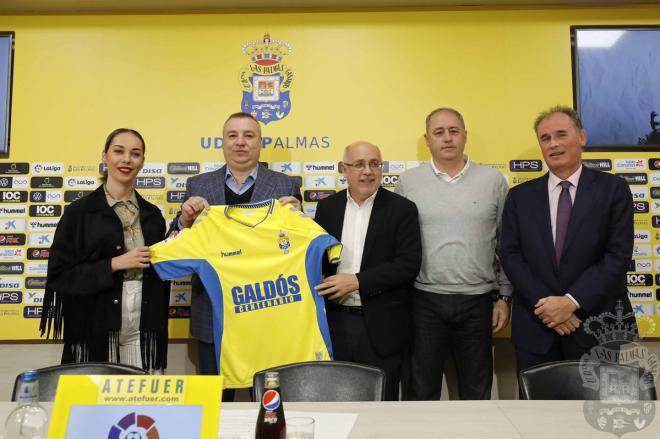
[580,301,658,436]
[240,33,293,124]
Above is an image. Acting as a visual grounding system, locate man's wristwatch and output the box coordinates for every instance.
[497,295,512,304]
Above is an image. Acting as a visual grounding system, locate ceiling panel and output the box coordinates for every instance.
[0,0,654,14]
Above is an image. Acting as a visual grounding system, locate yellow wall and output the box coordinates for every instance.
[0,6,659,339]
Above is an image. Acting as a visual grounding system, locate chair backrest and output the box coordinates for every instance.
[519,360,657,400]
[253,361,386,402]
[11,362,148,402]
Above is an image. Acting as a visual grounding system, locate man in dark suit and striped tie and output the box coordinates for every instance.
[500,106,636,374]
[170,112,301,381]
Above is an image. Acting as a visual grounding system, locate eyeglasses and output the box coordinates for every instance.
[342,160,384,171]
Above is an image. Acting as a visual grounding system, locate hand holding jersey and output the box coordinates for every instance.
[151,200,341,387]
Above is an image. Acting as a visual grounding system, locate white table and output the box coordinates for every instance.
[2,400,659,438]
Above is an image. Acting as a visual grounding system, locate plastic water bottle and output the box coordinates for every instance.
[4,371,48,438]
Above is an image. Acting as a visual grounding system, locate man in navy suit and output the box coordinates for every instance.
[171,112,301,377]
[500,106,635,374]
[314,141,421,400]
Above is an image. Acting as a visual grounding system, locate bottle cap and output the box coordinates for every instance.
[265,371,279,380]
[21,370,38,383]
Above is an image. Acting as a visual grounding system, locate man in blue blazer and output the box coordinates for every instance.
[500,106,636,374]
[170,112,301,378]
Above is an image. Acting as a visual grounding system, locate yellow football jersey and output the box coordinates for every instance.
[150,200,341,388]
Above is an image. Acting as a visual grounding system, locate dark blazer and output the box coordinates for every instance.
[314,187,422,358]
[500,166,635,354]
[41,185,169,369]
[179,165,302,343]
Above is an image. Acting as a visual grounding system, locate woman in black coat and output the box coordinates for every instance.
[40,128,169,371]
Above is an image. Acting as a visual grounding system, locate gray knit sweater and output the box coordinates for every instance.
[395,161,512,296]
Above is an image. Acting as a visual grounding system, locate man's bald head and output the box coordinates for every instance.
[340,141,383,205]
[342,141,382,163]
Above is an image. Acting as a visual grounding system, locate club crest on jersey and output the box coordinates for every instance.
[262,389,281,411]
[278,230,291,254]
[239,33,294,125]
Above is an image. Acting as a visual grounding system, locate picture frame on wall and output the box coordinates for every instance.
[571,25,660,152]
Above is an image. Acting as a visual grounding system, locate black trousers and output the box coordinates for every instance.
[327,305,403,401]
[515,336,594,375]
[197,339,237,402]
[408,289,493,400]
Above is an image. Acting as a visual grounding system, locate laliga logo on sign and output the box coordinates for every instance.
[107,412,160,439]
[240,33,294,125]
[580,301,659,437]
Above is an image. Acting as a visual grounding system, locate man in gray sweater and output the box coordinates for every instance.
[395,107,511,400]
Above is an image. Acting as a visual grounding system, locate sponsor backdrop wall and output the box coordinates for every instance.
[0,6,659,340]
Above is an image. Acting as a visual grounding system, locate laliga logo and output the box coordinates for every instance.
[107,412,159,439]
[262,389,281,411]
[580,301,659,437]
[240,33,294,124]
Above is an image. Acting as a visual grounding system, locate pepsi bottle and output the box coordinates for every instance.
[255,371,286,439]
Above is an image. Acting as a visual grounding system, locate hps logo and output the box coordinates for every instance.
[166,191,186,204]
[0,291,21,304]
[509,160,542,172]
[134,177,165,189]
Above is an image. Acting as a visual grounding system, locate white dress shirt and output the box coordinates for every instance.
[334,189,377,306]
[547,165,582,308]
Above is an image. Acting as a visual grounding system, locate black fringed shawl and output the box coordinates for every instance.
[40,186,169,370]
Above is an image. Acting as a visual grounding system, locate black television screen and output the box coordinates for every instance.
[0,32,14,157]
[571,26,660,151]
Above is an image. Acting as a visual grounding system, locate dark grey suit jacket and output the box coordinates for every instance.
[175,164,301,343]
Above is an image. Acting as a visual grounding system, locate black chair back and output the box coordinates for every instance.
[253,360,386,402]
[519,360,657,400]
[11,362,148,401]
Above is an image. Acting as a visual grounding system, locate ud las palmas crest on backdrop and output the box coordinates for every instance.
[580,301,659,437]
[240,33,294,125]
